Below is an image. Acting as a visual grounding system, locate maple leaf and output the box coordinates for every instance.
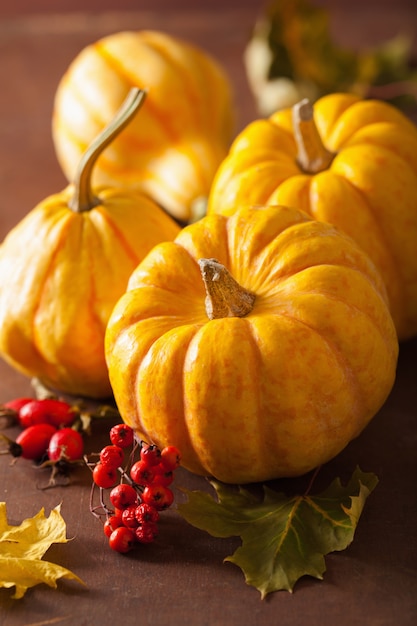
[177,466,378,598]
[0,502,85,599]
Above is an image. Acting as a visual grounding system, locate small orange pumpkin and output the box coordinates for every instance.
[52,30,235,223]
[207,93,417,340]
[105,205,398,483]
[0,89,180,398]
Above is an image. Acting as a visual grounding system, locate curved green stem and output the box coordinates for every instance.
[69,87,147,213]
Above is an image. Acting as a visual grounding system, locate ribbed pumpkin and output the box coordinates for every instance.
[207,93,417,341]
[0,89,180,398]
[52,30,235,224]
[105,205,398,484]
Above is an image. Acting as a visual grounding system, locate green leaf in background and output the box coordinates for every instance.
[178,467,378,598]
[244,0,417,115]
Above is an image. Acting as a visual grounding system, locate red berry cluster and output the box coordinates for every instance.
[0,396,84,467]
[86,423,181,554]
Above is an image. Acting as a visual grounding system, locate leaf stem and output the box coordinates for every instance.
[304,465,322,497]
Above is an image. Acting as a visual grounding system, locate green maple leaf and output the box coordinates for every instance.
[177,467,378,598]
[0,502,85,599]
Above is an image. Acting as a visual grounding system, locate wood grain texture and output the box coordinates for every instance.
[0,2,416,624]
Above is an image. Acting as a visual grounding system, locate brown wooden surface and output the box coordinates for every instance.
[0,2,416,624]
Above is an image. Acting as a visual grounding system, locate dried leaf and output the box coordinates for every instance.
[178,467,378,597]
[0,502,85,598]
[245,0,417,114]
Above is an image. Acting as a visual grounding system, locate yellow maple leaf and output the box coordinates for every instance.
[0,502,85,598]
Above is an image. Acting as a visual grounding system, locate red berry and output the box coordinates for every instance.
[121,505,140,529]
[152,467,174,487]
[109,483,138,510]
[47,428,84,462]
[108,526,136,553]
[109,424,134,448]
[135,522,158,544]
[130,460,155,486]
[92,463,118,489]
[135,503,159,525]
[141,484,174,511]
[99,445,124,470]
[18,399,76,429]
[13,423,57,460]
[1,397,32,417]
[103,515,123,538]
[113,507,125,520]
[160,445,181,471]
[140,443,161,466]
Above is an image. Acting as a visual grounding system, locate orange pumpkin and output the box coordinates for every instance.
[52,30,235,223]
[105,205,398,483]
[0,89,180,398]
[207,93,417,340]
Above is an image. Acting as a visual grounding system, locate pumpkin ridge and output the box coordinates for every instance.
[136,323,202,469]
[31,211,78,362]
[138,30,234,142]
[309,168,400,284]
[95,41,179,145]
[134,35,209,132]
[328,155,407,325]
[94,42,227,195]
[92,205,143,268]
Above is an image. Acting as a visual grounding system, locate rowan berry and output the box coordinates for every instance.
[152,466,174,487]
[99,444,124,469]
[141,484,174,511]
[103,515,123,538]
[109,483,138,510]
[121,505,140,529]
[92,462,118,489]
[130,460,155,486]
[160,445,181,471]
[109,423,134,448]
[135,502,159,525]
[140,443,161,466]
[108,526,136,553]
[135,522,158,544]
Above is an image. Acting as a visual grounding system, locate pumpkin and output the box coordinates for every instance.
[207,93,417,341]
[0,89,180,399]
[105,205,398,484]
[52,30,235,224]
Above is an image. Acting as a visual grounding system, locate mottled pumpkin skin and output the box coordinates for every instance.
[0,186,179,398]
[105,205,398,483]
[52,30,235,223]
[207,93,417,340]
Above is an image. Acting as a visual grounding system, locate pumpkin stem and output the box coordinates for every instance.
[198,258,256,320]
[69,87,147,213]
[292,98,334,174]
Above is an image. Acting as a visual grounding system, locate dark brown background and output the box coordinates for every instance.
[1,1,416,625]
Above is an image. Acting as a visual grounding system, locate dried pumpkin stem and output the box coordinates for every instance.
[292,98,334,174]
[69,87,147,213]
[198,258,256,320]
